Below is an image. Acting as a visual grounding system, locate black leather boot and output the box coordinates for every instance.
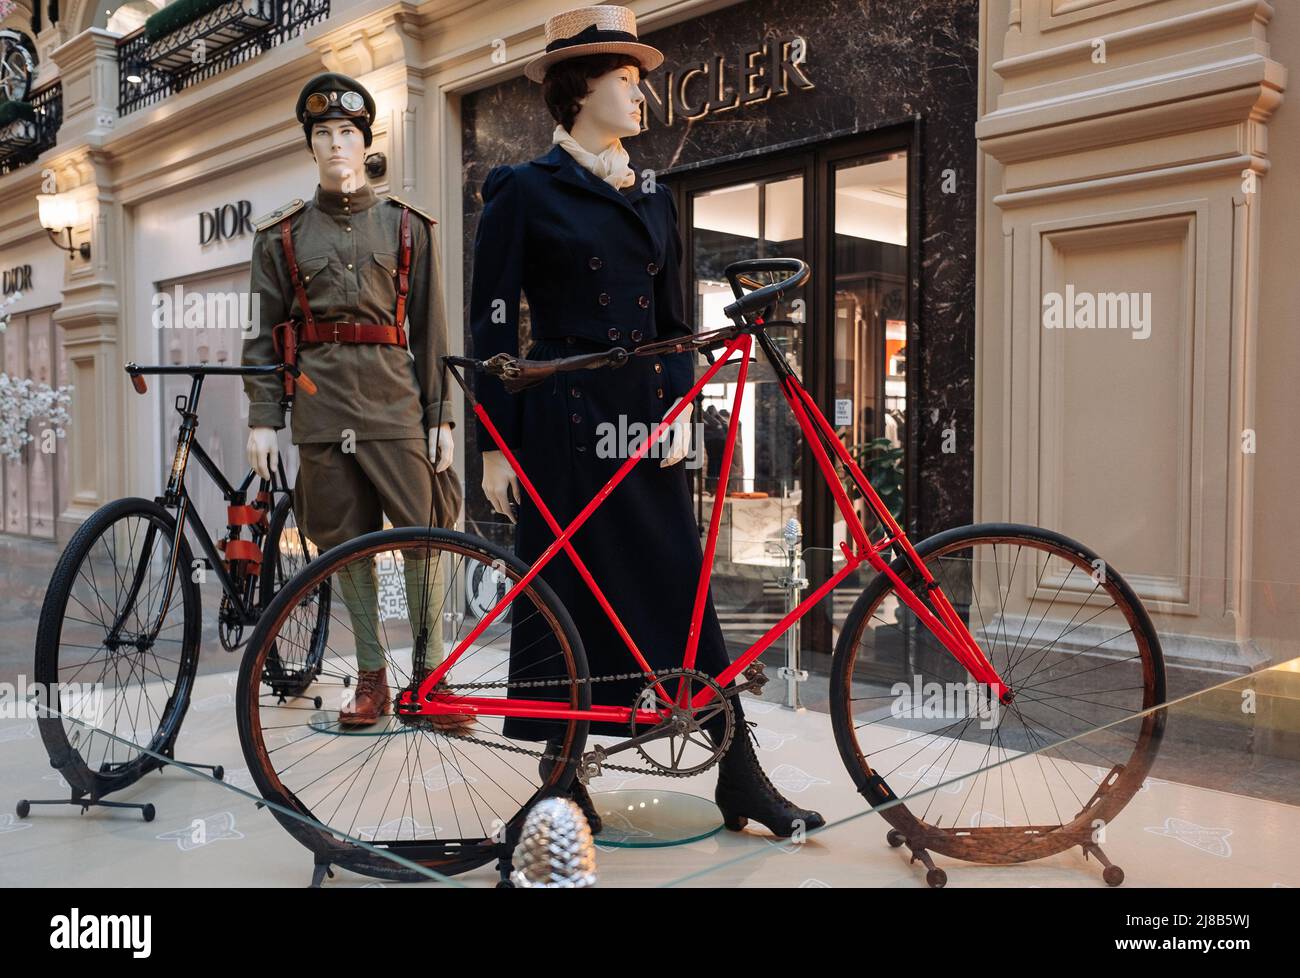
[712,721,825,837]
[540,740,603,834]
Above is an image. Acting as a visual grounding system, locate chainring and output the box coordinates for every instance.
[629,668,734,777]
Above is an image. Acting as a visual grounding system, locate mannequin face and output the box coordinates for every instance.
[311,119,367,193]
[571,63,644,147]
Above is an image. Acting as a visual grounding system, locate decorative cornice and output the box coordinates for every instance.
[979,53,1285,164]
[993,0,1273,80]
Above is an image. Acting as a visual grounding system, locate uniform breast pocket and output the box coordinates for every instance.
[296,255,332,307]
[367,252,399,309]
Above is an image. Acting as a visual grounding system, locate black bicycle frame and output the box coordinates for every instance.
[122,362,291,638]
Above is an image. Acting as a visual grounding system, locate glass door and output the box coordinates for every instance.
[672,131,913,662]
[684,170,808,652]
[829,150,909,551]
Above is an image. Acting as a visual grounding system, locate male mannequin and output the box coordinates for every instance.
[242,73,466,729]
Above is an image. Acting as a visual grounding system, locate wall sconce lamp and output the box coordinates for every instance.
[37,192,91,261]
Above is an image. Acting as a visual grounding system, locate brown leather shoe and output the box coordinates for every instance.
[339,668,391,728]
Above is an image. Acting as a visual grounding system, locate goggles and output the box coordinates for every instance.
[303,89,367,118]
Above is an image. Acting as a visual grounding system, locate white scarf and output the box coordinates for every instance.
[552,123,636,190]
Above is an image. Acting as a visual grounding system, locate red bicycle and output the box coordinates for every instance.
[236,259,1165,886]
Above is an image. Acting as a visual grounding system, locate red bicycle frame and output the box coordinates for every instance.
[399,328,1010,727]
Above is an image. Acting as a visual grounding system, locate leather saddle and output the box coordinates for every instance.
[481,349,629,394]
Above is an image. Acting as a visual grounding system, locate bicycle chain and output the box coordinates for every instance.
[416,666,733,778]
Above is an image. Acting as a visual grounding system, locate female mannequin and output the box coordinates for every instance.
[469,5,823,838]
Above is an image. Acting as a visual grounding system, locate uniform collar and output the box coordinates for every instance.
[314,182,377,215]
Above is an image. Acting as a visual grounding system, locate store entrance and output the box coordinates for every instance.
[670,130,912,659]
[156,266,298,536]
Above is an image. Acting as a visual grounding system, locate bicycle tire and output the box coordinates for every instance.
[33,497,202,798]
[236,526,590,882]
[830,522,1165,866]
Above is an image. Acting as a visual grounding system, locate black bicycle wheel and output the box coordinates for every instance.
[34,497,201,797]
[236,527,590,882]
[258,493,329,699]
[831,523,1165,866]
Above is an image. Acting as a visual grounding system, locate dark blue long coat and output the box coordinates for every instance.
[469,144,743,741]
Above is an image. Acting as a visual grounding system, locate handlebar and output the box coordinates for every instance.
[124,362,315,396]
[722,258,811,323]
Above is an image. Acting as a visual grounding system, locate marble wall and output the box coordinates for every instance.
[462,0,978,538]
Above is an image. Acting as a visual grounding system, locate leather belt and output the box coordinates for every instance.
[297,321,407,347]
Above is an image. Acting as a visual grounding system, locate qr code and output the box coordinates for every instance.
[376,552,408,622]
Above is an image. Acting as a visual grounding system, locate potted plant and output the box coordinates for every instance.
[848,436,905,523]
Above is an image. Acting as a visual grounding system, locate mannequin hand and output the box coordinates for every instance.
[428,424,454,473]
[659,397,693,468]
[481,450,519,523]
[246,427,279,481]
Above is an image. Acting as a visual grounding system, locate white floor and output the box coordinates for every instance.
[3,665,1298,888]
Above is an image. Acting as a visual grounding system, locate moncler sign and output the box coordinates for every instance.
[639,35,814,129]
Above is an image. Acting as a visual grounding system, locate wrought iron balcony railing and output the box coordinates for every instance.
[118,0,330,117]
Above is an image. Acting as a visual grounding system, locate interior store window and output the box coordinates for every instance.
[1,306,68,539]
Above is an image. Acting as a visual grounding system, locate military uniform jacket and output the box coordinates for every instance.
[469,143,697,451]
[242,183,455,444]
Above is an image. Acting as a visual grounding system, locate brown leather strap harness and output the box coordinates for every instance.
[271,205,413,402]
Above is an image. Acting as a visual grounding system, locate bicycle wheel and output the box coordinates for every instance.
[34,497,201,797]
[830,523,1165,865]
[258,493,330,701]
[236,526,590,881]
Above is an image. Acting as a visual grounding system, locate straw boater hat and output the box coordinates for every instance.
[524,5,664,83]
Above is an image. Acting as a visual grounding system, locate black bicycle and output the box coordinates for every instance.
[20,362,330,821]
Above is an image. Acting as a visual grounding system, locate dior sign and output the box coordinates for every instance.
[639,36,814,129]
[199,200,254,245]
[3,263,32,295]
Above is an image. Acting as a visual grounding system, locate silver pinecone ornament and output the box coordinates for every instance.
[510,796,597,888]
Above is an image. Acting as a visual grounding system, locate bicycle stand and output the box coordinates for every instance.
[885,829,1127,887]
[16,792,158,823]
[1082,841,1126,886]
[309,859,335,888]
[16,745,225,823]
[886,829,949,888]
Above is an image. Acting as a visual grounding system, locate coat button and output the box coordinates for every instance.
[589,256,602,270]
[347,263,354,270]
[571,413,582,424]
[598,292,610,305]
[653,362,662,373]
[570,386,581,398]
[576,444,586,453]
[646,261,659,275]
[630,329,643,342]
[637,295,650,308]
[656,387,664,398]
[607,327,621,341]
[565,336,575,344]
